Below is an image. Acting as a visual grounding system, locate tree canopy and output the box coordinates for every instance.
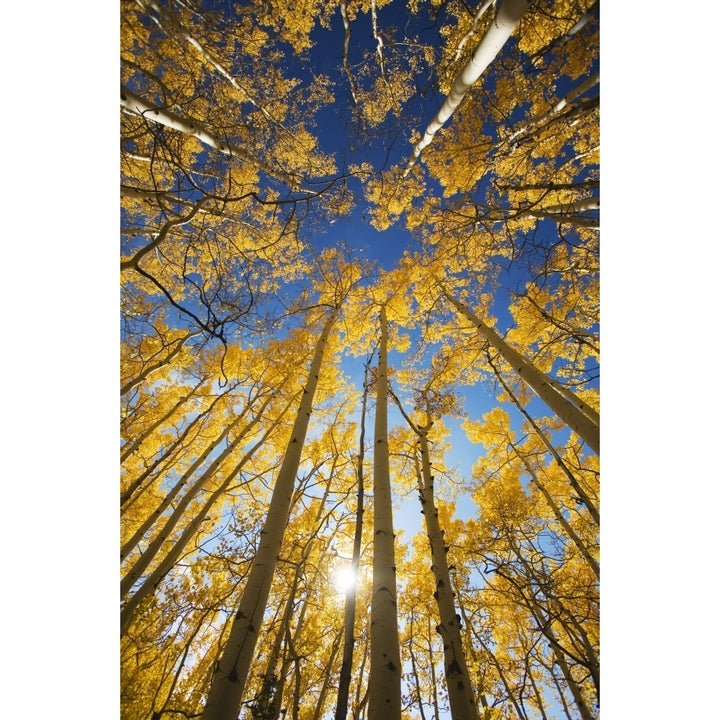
[121,1,599,718]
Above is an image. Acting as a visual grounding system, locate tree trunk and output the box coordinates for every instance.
[392,386,481,720]
[442,287,599,453]
[507,72,599,144]
[121,330,201,395]
[120,417,274,636]
[200,306,340,720]
[487,353,599,524]
[120,378,202,462]
[367,306,402,720]
[406,613,428,720]
[335,355,371,720]
[121,393,273,579]
[120,86,301,190]
[405,0,530,174]
[415,429,481,720]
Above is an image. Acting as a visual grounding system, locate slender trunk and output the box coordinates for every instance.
[290,628,302,720]
[552,652,595,720]
[426,616,441,720]
[151,607,214,719]
[367,306,402,720]
[406,613,427,720]
[120,86,301,190]
[121,330,201,395]
[313,629,344,720]
[339,0,359,107]
[121,385,235,509]
[510,439,599,579]
[270,541,335,720]
[200,307,339,720]
[120,378,202,462]
[404,0,529,175]
[472,631,528,720]
[353,638,370,720]
[442,286,599,453]
[120,394,271,572]
[526,657,549,720]
[508,72,599,144]
[335,356,371,720]
[390,383,480,720]
[546,657,574,720]
[455,590,492,711]
[414,432,481,720]
[120,421,273,636]
[262,479,336,720]
[252,570,302,720]
[487,354,599,524]
[448,0,495,68]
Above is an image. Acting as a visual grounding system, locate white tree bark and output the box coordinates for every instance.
[524,196,599,228]
[120,399,278,637]
[531,197,599,216]
[449,0,496,67]
[507,72,599,144]
[416,429,481,720]
[135,0,293,136]
[368,305,402,720]
[120,394,268,568]
[200,306,340,720]
[441,287,599,454]
[120,86,301,190]
[120,329,202,395]
[404,0,529,176]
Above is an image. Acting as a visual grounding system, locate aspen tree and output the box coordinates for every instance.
[201,305,340,720]
[367,305,402,720]
[120,377,204,464]
[405,0,530,175]
[120,402,280,636]
[440,286,599,453]
[393,390,480,720]
[486,352,600,524]
[335,355,371,720]
[487,353,600,543]
[119,2,601,716]
[121,381,240,509]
